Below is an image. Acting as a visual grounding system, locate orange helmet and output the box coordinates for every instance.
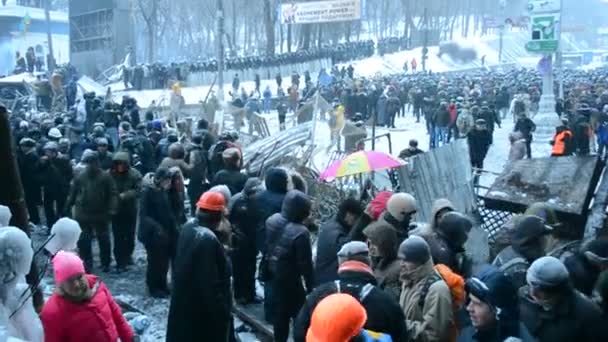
[196,192,225,212]
[306,293,367,342]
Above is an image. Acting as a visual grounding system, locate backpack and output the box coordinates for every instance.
[418,265,465,342]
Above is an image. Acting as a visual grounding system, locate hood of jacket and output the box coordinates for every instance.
[429,198,455,230]
[363,221,399,261]
[281,190,311,224]
[265,167,289,194]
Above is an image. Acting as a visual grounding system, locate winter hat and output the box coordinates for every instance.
[369,191,393,220]
[153,167,172,184]
[222,147,241,161]
[0,227,33,279]
[81,150,99,163]
[398,235,431,265]
[95,137,109,146]
[48,127,62,139]
[466,265,518,314]
[52,251,85,285]
[386,193,417,222]
[19,137,36,148]
[511,215,552,247]
[242,177,263,198]
[196,192,226,212]
[526,256,569,289]
[209,185,232,204]
[43,141,59,151]
[306,293,367,342]
[524,203,559,227]
[337,241,370,264]
[0,205,12,226]
[583,237,608,266]
[437,212,473,248]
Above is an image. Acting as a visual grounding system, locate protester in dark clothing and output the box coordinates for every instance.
[65,151,117,272]
[109,152,142,272]
[468,119,492,169]
[265,190,314,342]
[479,105,501,144]
[167,191,232,342]
[520,256,606,342]
[138,167,177,298]
[458,266,533,342]
[39,142,73,230]
[255,167,289,253]
[230,178,264,304]
[514,114,536,159]
[294,241,408,342]
[314,198,364,285]
[564,237,608,297]
[186,134,209,215]
[17,138,42,225]
[211,147,247,195]
[493,215,552,290]
[398,139,424,159]
[96,138,114,171]
[256,168,290,322]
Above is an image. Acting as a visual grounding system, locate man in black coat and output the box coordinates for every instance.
[254,167,289,253]
[138,167,177,297]
[17,138,42,225]
[564,237,608,297]
[467,119,492,170]
[211,147,248,196]
[520,256,607,342]
[230,178,263,304]
[265,190,314,342]
[314,198,363,285]
[167,191,232,342]
[39,142,73,230]
[514,113,536,159]
[294,241,408,342]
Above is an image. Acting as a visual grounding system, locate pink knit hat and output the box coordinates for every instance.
[53,251,85,284]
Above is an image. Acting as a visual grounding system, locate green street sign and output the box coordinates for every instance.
[525,40,558,53]
[532,15,557,40]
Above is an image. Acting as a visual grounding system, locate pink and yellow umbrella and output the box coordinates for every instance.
[320,151,405,181]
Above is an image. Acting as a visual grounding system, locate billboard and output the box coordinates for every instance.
[280,0,361,24]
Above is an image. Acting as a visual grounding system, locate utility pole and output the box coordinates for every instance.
[216,0,225,131]
[422,7,428,72]
[44,0,55,73]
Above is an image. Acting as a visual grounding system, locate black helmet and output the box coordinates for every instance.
[437,212,473,249]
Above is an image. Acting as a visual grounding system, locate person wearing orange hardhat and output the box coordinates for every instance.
[166,191,233,342]
[306,293,367,342]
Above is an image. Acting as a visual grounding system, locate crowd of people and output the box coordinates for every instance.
[2,57,608,342]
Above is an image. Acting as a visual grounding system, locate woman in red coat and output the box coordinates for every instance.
[41,251,134,342]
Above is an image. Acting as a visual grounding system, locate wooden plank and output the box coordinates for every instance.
[397,139,475,223]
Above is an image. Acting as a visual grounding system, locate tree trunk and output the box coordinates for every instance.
[232,0,237,49]
[263,0,275,55]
